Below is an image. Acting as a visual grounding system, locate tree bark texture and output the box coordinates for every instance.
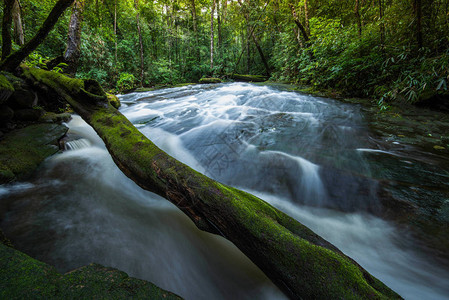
[189,0,200,62]
[289,2,309,43]
[210,0,215,70]
[135,0,144,86]
[12,0,24,46]
[64,0,85,76]
[1,0,15,60]
[0,0,75,72]
[20,67,402,300]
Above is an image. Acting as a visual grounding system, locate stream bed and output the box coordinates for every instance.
[1,83,449,299]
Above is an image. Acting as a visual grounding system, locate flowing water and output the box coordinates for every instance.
[1,83,449,299]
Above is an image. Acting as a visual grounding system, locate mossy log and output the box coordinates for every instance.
[227,73,268,82]
[199,77,222,84]
[21,66,401,300]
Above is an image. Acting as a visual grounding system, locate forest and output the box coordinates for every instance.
[1,0,449,299]
[1,0,448,106]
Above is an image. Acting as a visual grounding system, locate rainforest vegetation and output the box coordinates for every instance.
[1,0,448,107]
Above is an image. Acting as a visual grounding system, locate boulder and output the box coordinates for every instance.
[0,74,14,105]
[14,108,44,122]
[0,123,68,184]
[39,112,72,123]
[0,105,14,126]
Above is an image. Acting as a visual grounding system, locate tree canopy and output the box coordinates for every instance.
[1,0,448,103]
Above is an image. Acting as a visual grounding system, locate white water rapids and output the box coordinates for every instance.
[1,83,449,299]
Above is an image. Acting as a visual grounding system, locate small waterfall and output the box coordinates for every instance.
[2,83,449,300]
[64,138,91,151]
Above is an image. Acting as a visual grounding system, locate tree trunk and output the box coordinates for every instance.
[114,0,118,65]
[304,0,310,35]
[250,32,270,76]
[0,0,75,72]
[210,0,215,70]
[246,22,250,73]
[64,0,85,76]
[237,0,270,76]
[1,0,14,60]
[12,0,24,46]
[189,0,200,62]
[217,0,222,53]
[135,0,144,86]
[289,2,309,43]
[21,66,402,300]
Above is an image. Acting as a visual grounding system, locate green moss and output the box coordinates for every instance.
[228,74,268,82]
[107,93,121,109]
[0,74,14,92]
[19,68,401,299]
[0,123,68,184]
[199,77,222,84]
[0,243,182,299]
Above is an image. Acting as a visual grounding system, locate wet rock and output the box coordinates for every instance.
[39,112,72,123]
[14,108,44,122]
[7,77,37,109]
[0,105,14,125]
[0,123,68,184]
[0,74,15,105]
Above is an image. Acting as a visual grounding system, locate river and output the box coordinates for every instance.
[1,83,449,299]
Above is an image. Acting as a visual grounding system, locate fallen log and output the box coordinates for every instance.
[21,66,401,300]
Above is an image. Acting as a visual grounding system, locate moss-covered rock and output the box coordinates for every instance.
[0,74,15,105]
[39,111,72,123]
[199,77,222,84]
[0,243,182,299]
[0,123,68,184]
[107,93,121,109]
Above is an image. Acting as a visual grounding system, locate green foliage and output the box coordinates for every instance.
[116,72,136,91]
[13,0,448,106]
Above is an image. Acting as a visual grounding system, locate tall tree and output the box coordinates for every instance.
[135,0,144,85]
[64,0,85,76]
[114,0,118,64]
[12,0,24,46]
[189,0,200,62]
[237,0,271,76]
[289,2,309,43]
[0,0,75,72]
[210,0,216,70]
[1,0,15,60]
[304,0,310,35]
